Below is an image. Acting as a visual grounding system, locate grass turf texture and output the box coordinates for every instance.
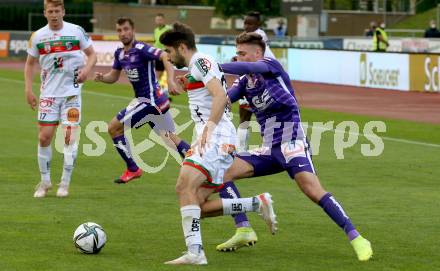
[389,7,437,37]
[0,69,439,271]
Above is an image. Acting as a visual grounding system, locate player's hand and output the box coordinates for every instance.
[94,72,104,82]
[77,68,88,83]
[26,91,37,110]
[176,74,189,91]
[194,123,214,156]
[167,79,184,96]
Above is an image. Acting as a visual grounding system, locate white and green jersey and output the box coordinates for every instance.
[187,52,234,137]
[27,21,92,97]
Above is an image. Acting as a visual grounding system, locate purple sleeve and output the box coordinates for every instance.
[227,77,245,103]
[220,61,271,75]
[112,49,122,70]
[141,44,162,61]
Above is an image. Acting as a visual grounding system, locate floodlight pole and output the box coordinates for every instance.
[437,3,440,29]
[383,0,387,26]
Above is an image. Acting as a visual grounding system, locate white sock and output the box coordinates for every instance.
[222,197,259,215]
[62,141,78,184]
[237,127,249,153]
[38,145,52,184]
[181,205,203,254]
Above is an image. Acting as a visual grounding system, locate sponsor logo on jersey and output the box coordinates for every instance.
[39,98,54,108]
[281,140,307,163]
[195,58,211,76]
[44,42,51,53]
[53,56,64,70]
[67,108,80,122]
[66,41,73,51]
[37,39,80,55]
[125,68,139,82]
[135,43,145,50]
[251,89,274,111]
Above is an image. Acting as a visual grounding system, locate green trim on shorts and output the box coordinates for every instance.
[184,158,213,178]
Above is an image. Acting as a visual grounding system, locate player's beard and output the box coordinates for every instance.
[173,52,186,69]
[121,36,133,46]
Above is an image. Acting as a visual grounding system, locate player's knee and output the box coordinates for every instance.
[39,133,52,146]
[107,122,121,137]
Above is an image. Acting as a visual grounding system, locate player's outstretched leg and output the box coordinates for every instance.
[216,182,257,252]
[202,192,278,235]
[168,134,258,251]
[108,117,142,184]
[295,172,373,261]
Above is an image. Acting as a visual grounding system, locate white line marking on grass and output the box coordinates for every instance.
[0,76,188,110]
[1,76,439,148]
[332,128,440,148]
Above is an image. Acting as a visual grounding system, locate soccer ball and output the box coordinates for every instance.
[73,222,107,254]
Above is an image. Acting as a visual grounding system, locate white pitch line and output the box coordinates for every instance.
[1,76,440,148]
[0,76,188,110]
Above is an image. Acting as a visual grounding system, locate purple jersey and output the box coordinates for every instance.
[113,41,168,107]
[222,58,306,146]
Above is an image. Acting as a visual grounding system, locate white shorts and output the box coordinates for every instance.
[38,95,81,126]
[183,123,237,189]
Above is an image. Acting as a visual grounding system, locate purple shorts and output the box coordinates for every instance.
[116,98,175,133]
[236,139,316,179]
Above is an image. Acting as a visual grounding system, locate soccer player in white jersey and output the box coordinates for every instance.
[160,22,277,265]
[236,11,276,154]
[25,0,97,198]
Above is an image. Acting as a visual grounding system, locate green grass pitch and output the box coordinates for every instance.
[0,69,439,271]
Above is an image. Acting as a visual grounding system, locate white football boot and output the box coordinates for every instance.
[56,182,69,197]
[257,193,278,235]
[34,181,52,198]
[164,251,208,265]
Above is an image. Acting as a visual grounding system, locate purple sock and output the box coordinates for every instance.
[112,135,138,172]
[176,140,190,158]
[318,192,359,241]
[219,182,251,228]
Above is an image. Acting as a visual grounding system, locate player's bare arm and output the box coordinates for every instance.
[160,51,181,95]
[24,55,38,110]
[94,69,121,84]
[77,46,97,83]
[198,78,228,151]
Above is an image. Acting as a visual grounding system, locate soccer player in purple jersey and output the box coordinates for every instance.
[236,11,276,154]
[94,17,180,183]
[201,32,373,261]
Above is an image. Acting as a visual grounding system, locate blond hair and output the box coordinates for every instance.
[44,0,64,9]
